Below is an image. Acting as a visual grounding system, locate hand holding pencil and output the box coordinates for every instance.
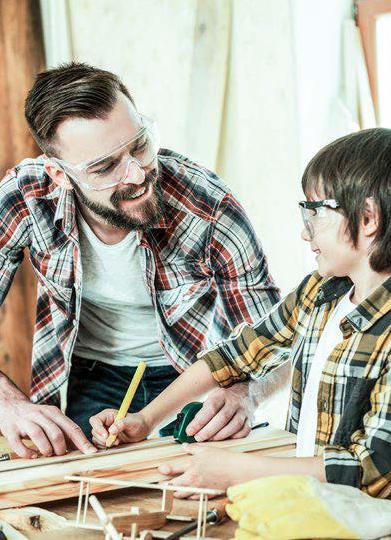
[89,361,150,449]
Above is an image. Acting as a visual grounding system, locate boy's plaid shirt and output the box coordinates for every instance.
[0,149,279,406]
[200,272,391,496]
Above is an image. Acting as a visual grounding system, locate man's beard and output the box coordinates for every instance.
[71,168,165,231]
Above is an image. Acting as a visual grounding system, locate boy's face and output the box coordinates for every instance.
[301,191,360,278]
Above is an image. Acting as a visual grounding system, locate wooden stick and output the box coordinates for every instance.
[106,361,146,448]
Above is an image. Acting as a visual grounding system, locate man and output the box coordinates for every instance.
[0,62,280,459]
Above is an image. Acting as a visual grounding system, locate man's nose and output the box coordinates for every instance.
[121,159,145,185]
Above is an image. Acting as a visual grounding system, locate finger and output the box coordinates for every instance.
[24,422,54,457]
[231,423,252,440]
[159,459,191,476]
[44,408,97,454]
[34,416,67,455]
[186,395,225,436]
[2,430,38,459]
[91,430,109,448]
[92,436,106,449]
[171,473,199,499]
[89,410,118,438]
[108,417,140,436]
[209,413,248,441]
[193,406,237,442]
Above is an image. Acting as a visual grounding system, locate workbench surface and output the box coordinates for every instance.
[27,487,236,539]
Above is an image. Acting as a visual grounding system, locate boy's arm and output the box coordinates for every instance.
[91,276,311,446]
[90,360,217,445]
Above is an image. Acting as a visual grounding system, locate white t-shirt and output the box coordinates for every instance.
[74,214,169,367]
[296,288,356,457]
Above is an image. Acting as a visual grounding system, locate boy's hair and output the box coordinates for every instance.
[302,128,391,273]
[25,62,135,156]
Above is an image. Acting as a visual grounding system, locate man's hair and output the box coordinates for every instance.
[302,128,391,273]
[25,62,135,155]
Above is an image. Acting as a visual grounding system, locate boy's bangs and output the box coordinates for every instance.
[301,154,337,202]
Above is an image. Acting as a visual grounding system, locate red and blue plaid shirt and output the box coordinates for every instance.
[0,149,280,405]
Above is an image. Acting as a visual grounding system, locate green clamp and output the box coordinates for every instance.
[159,402,203,443]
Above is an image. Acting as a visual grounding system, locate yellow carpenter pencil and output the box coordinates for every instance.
[106,361,147,448]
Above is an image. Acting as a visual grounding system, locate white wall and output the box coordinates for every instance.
[40,0,355,295]
[292,0,355,276]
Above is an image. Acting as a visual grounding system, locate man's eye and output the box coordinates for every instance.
[94,162,116,175]
[132,140,148,155]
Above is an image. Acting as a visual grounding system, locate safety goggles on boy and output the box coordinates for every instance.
[299,199,341,240]
[51,115,159,191]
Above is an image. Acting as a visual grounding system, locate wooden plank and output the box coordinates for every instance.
[356,0,391,117]
[0,0,43,394]
[0,436,174,473]
[0,428,296,509]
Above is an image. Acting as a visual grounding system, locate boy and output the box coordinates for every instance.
[90,128,391,497]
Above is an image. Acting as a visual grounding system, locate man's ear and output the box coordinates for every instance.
[362,197,379,238]
[43,158,73,190]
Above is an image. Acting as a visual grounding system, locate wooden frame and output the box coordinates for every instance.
[69,476,221,539]
[356,0,391,116]
[0,427,296,509]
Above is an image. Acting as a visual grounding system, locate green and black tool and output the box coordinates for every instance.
[159,402,203,443]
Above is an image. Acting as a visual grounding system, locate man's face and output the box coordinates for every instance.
[54,93,164,230]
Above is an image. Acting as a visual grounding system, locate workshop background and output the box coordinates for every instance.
[0,0,389,421]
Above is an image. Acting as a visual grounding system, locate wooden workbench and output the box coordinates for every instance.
[20,443,295,539]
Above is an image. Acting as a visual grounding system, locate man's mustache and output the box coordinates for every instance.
[110,168,158,204]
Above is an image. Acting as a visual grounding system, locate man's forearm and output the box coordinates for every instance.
[0,371,29,403]
[141,360,218,430]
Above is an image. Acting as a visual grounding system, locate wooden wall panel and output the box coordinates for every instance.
[0,0,45,394]
[356,0,391,118]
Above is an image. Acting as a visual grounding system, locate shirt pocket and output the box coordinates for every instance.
[156,279,212,326]
[30,247,74,308]
[332,376,377,447]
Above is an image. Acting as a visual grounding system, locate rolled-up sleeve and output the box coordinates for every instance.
[0,174,30,305]
[198,274,313,387]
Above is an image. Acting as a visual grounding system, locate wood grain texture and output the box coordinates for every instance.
[0,0,44,394]
[356,0,391,117]
[0,427,296,509]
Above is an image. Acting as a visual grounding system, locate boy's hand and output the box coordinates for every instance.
[89,410,150,448]
[185,383,255,442]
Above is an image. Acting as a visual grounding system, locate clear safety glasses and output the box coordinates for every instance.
[299,199,341,240]
[51,115,159,191]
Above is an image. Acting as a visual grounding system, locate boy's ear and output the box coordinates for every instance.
[43,157,73,190]
[362,197,379,238]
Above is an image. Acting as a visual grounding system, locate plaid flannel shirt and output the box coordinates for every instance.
[201,272,391,496]
[0,149,279,405]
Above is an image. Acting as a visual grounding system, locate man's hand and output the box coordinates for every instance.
[89,410,150,448]
[0,399,97,459]
[185,382,256,442]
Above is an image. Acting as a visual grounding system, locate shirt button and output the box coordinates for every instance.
[321,399,328,412]
[72,319,77,327]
